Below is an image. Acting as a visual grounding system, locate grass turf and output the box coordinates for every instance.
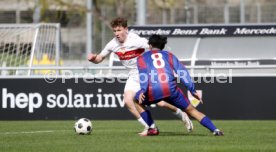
[0,120,276,152]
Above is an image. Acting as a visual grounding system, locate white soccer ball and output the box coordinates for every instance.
[74,118,93,135]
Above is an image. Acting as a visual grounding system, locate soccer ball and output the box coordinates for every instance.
[74,118,93,135]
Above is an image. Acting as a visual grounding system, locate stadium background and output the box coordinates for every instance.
[0,0,276,120]
[1,1,276,152]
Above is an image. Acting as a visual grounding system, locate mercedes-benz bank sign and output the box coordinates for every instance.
[1,77,276,120]
[129,24,276,37]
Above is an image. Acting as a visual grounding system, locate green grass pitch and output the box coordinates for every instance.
[1,120,276,152]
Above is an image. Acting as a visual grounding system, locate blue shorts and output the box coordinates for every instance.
[142,88,191,110]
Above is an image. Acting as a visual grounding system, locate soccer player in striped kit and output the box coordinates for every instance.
[88,17,193,136]
[135,34,224,136]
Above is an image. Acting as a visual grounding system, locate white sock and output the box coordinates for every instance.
[173,108,183,120]
[138,117,149,129]
[150,123,156,129]
[214,129,220,132]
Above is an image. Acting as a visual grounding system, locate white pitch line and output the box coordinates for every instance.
[0,130,55,135]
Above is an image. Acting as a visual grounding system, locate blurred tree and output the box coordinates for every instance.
[26,0,86,26]
[27,0,136,28]
[152,0,180,24]
[154,0,176,8]
[93,0,135,29]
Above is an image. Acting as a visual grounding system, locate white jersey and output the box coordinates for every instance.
[99,32,149,76]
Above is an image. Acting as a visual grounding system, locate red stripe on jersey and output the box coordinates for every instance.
[148,80,154,102]
[137,56,147,69]
[115,48,145,60]
[168,52,177,87]
[151,50,158,54]
[157,68,171,97]
[168,52,174,70]
[152,50,171,98]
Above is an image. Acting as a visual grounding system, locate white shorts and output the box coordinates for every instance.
[124,74,141,93]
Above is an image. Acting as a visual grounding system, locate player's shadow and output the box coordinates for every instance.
[158,131,206,137]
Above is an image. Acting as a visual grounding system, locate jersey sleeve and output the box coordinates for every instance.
[135,56,149,101]
[130,32,149,49]
[138,37,149,49]
[171,53,196,94]
[99,40,113,57]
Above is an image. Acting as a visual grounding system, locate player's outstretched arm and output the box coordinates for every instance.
[171,53,196,94]
[87,53,105,64]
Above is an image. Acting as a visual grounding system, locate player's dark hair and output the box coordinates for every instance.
[110,17,128,28]
[148,34,167,50]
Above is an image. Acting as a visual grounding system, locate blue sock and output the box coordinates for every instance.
[140,110,154,127]
[200,116,217,132]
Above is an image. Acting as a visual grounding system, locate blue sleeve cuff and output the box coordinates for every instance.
[190,89,197,95]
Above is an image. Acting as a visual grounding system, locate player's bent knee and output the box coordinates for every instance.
[185,104,195,113]
[123,91,135,102]
[123,91,136,108]
[124,97,135,108]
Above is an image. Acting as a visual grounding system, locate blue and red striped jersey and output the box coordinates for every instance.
[135,50,196,102]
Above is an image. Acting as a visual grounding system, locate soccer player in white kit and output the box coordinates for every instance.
[88,17,193,135]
